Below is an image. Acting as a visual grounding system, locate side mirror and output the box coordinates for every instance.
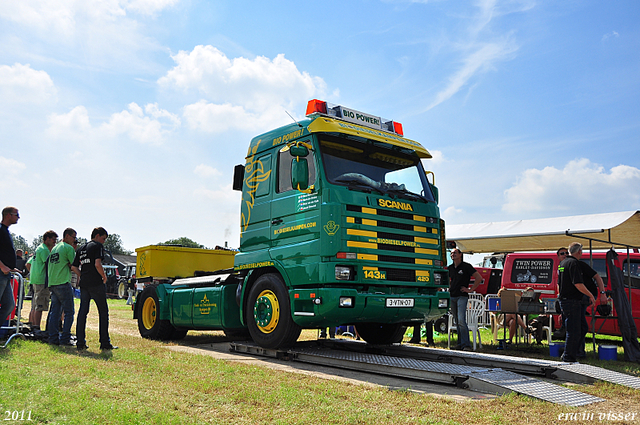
[291,158,309,191]
[429,183,439,204]
[290,145,309,157]
[232,164,244,191]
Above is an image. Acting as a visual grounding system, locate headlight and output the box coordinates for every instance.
[339,296,354,307]
[335,266,352,280]
[438,298,448,308]
[434,273,442,285]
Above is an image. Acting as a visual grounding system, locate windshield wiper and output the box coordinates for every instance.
[385,187,428,202]
[335,174,384,195]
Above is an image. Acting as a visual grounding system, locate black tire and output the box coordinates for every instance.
[171,327,188,340]
[434,316,448,334]
[355,323,406,345]
[245,273,301,349]
[137,285,177,340]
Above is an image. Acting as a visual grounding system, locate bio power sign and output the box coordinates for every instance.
[337,106,383,131]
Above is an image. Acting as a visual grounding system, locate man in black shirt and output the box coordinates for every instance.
[448,248,484,350]
[558,242,596,362]
[0,206,20,323]
[72,227,116,350]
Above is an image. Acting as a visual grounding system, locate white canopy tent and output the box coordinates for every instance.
[446,211,640,253]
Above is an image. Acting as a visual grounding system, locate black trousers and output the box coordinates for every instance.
[76,285,111,347]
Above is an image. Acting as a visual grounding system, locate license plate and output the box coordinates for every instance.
[386,298,414,308]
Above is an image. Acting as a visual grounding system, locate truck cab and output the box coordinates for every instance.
[231,100,450,347]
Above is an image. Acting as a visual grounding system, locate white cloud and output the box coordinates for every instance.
[424,0,532,110]
[602,31,619,42]
[0,156,27,191]
[0,63,57,104]
[183,101,282,133]
[0,156,27,173]
[503,159,640,214]
[426,37,518,111]
[0,1,175,74]
[159,46,327,131]
[100,102,179,145]
[125,0,180,15]
[0,0,179,34]
[194,164,221,178]
[424,149,445,165]
[47,103,179,145]
[442,205,464,222]
[47,106,92,138]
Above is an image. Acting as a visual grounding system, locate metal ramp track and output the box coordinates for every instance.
[554,363,640,389]
[318,339,640,388]
[229,342,604,406]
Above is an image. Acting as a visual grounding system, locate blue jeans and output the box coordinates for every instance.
[48,283,75,344]
[451,296,470,349]
[76,285,111,348]
[560,298,582,361]
[0,273,16,324]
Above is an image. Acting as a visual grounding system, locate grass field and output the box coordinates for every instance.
[1,299,640,425]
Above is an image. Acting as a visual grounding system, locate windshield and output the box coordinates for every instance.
[319,137,435,202]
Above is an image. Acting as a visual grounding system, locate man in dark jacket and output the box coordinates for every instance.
[558,242,596,362]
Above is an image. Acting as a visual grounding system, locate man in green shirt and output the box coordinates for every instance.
[48,228,78,345]
[28,230,57,331]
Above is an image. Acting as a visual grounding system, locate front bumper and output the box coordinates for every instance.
[289,287,449,328]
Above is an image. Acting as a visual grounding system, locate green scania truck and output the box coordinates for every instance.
[134,99,450,348]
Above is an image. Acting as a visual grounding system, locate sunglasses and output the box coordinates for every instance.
[559,252,568,256]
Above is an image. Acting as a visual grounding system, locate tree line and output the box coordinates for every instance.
[11,233,208,257]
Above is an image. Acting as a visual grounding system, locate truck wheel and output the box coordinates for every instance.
[171,327,188,340]
[117,281,127,299]
[434,316,448,334]
[245,274,301,349]
[137,285,176,340]
[355,323,406,345]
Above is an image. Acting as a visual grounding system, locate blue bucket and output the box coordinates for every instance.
[599,345,617,361]
[549,342,564,357]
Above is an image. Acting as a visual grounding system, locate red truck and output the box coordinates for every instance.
[487,251,640,337]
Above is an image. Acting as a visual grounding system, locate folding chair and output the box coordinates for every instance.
[466,298,485,351]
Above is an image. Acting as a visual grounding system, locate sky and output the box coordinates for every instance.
[1,0,639,254]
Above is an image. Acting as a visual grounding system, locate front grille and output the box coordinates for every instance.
[378,255,415,264]
[379,243,414,253]
[379,267,415,282]
[377,209,413,220]
[378,231,413,241]
[377,219,413,231]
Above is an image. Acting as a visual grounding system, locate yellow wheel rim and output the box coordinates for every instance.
[253,289,280,334]
[142,297,157,330]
